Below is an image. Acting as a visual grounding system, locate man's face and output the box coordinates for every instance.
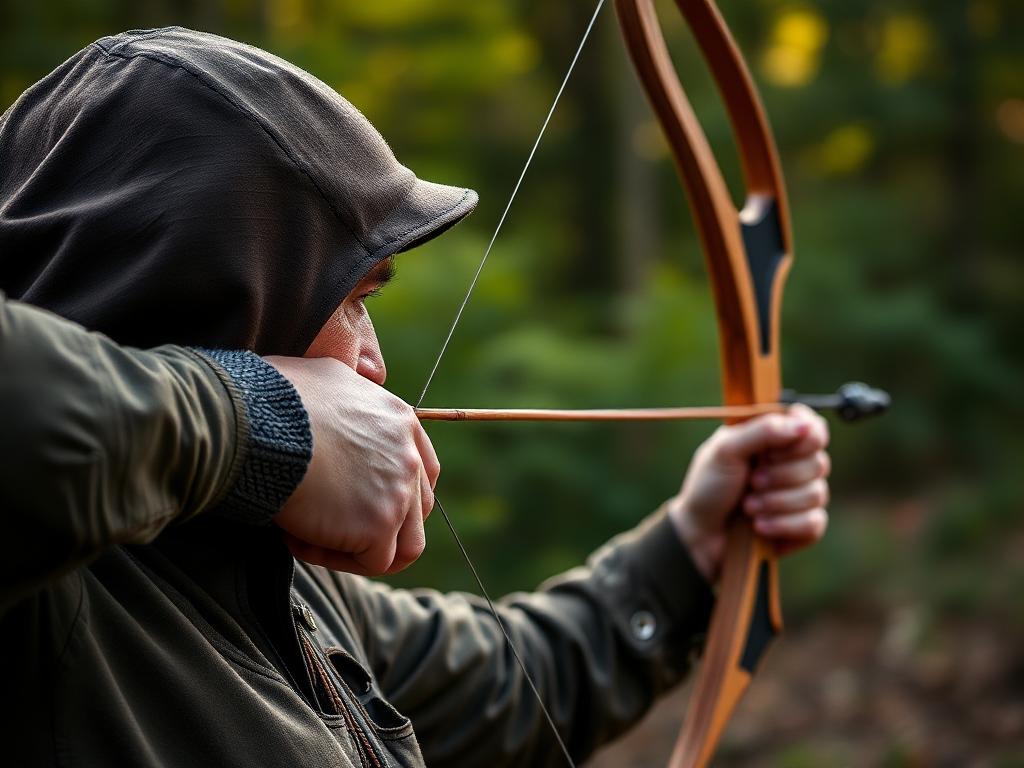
[303,257,394,383]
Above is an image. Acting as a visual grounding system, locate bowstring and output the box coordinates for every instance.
[433,499,576,768]
[416,3,608,766]
[416,0,608,411]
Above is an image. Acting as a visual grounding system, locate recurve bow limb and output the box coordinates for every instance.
[614,0,792,764]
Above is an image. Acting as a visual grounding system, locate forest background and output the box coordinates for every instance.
[2,0,1021,764]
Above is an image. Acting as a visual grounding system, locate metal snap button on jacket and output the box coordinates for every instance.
[630,610,657,641]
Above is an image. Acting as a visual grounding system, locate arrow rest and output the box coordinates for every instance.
[781,382,891,422]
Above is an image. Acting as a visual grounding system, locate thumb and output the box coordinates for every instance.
[715,414,810,463]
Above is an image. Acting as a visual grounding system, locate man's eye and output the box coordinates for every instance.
[361,287,384,301]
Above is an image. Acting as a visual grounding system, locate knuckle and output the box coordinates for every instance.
[774,463,794,482]
[401,448,422,476]
[392,533,426,573]
[817,414,831,443]
[406,407,421,428]
[394,484,414,515]
[402,535,426,564]
[358,544,396,576]
[818,452,832,477]
[374,493,408,532]
[696,437,720,465]
[706,427,727,451]
[391,400,415,424]
[790,403,814,419]
[812,508,829,538]
[426,455,441,483]
[811,480,829,507]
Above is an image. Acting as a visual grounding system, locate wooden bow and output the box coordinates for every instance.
[614,0,791,764]
[416,1,858,765]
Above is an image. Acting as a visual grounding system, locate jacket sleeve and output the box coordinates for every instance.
[0,294,298,613]
[334,509,715,767]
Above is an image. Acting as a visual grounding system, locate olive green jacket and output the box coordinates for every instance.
[0,295,715,768]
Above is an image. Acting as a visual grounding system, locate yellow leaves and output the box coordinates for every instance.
[806,124,875,177]
[267,0,308,36]
[874,14,933,85]
[337,1,502,29]
[489,31,539,76]
[340,1,451,27]
[366,46,412,84]
[630,120,668,161]
[758,7,935,90]
[329,45,411,115]
[761,7,829,88]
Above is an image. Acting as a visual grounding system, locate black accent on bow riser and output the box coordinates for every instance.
[740,199,786,355]
[739,560,777,674]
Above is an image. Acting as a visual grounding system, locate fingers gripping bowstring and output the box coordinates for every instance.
[416,3,607,766]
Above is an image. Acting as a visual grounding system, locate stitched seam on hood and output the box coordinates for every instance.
[376,185,474,252]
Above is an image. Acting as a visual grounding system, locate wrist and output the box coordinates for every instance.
[666,495,723,584]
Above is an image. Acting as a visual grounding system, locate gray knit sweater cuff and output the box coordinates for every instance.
[196,349,313,525]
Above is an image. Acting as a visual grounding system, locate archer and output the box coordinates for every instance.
[0,27,830,767]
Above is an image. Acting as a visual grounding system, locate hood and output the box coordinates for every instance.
[0,27,477,354]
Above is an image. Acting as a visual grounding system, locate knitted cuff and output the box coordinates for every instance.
[195,349,313,525]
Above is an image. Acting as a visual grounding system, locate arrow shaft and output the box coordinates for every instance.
[415,403,783,422]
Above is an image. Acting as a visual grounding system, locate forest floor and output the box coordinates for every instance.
[589,609,1024,767]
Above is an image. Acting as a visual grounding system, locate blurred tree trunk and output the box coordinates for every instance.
[941,0,981,312]
[528,1,619,325]
[616,44,659,320]
[571,13,619,313]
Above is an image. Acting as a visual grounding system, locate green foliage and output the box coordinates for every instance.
[881,742,920,768]
[995,750,1024,768]
[772,742,855,768]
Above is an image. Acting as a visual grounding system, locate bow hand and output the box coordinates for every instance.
[668,406,830,583]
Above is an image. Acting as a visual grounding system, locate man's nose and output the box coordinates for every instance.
[357,342,387,385]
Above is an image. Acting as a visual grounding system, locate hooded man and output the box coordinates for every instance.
[0,28,832,767]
